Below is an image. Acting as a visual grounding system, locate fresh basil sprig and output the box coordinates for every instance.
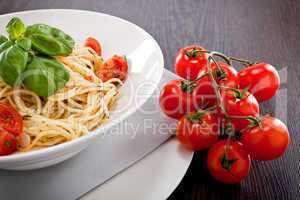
[0,17,74,97]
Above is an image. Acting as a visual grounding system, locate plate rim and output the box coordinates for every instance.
[80,137,194,200]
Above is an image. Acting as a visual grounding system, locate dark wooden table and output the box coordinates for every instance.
[1,0,299,199]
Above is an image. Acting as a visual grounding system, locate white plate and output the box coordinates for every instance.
[0,9,164,170]
[81,138,193,200]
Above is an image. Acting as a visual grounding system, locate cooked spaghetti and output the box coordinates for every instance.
[0,46,123,152]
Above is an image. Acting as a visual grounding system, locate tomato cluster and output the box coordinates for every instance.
[159,45,289,184]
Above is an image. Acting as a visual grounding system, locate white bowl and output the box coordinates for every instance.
[0,9,164,170]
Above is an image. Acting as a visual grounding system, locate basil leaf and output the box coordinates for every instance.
[0,44,28,86]
[23,56,69,97]
[6,17,26,41]
[0,35,8,45]
[16,38,31,51]
[28,33,65,55]
[0,41,14,53]
[25,24,74,56]
[37,57,70,91]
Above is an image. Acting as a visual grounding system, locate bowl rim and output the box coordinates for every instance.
[0,9,164,162]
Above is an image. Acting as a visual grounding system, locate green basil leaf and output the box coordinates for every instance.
[6,17,26,41]
[23,57,56,97]
[25,24,74,56]
[0,41,14,53]
[0,44,28,86]
[27,33,65,55]
[23,56,69,97]
[16,37,32,51]
[0,35,8,45]
[36,57,70,91]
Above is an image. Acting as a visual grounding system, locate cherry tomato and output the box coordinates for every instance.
[84,75,93,82]
[241,116,289,161]
[159,79,198,119]
[193,62,238,108]
[210,108,226,125]
[207,140,251,184]
[175,45,209,80]
[223,90,259,132]
[238,62,280,102]
[0,103,23,136]
[96,55,128,82]
[176,111,219,151]
[84,37,102,55]
[0,130,17,156]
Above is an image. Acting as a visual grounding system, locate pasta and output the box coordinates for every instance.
[0,46,123,152]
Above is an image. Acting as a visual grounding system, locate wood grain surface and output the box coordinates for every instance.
[0,0,299,199]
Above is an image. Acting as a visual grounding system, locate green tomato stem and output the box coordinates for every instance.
[210,51,232,66]
[181,72,208,93]
[218,85,247,100]
[184,49,205,58]
[206,54,260,135]
[206,55,228,117]
[186,110,205,123]
[229,56,254,66]
[194,50,261,137]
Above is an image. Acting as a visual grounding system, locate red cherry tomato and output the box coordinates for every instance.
[84,37,102,55]
[210,108,225,124]
[0,103,23,136]
[176,111,219,151]
[193,62,238,108]
[223,90,259,132]
[96,55,128,82]
[207,140,251,184]
[84,75,93,82]
[0,130,17,156]
[241,116,289,161]
[238,62,280,102]
[159,79,198,119]
[175,45,209,80]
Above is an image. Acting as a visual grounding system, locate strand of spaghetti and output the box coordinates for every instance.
[11,89,42,114]
[48,85,114,101]
[36,137,67,146]
[19,131,73,151]
[4,89,42,114]
[67,98,85,109]
[58,56,100,82]
[0,86,10,99]
[27,115,79,134]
